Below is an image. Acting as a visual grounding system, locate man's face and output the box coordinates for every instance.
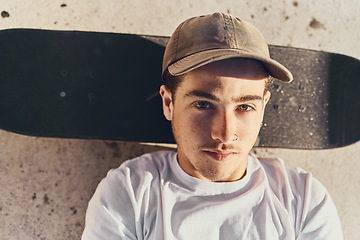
[160,59,271,182]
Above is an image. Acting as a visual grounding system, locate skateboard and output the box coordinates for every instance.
[0,29,359,149]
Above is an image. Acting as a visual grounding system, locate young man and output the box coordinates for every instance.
[82,12,343,239]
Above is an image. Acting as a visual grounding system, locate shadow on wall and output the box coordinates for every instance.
[0,29,172,143]
[327,54,360,147]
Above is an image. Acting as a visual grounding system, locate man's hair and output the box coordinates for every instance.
[163,71,183,101]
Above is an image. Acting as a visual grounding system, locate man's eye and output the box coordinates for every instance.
[238,105,253,111]
[194,101,212,109]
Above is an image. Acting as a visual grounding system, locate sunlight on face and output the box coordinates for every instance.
[160,59,271,182]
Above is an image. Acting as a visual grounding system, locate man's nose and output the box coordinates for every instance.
[210,110,237,143]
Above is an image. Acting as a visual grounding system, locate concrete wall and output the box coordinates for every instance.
[0,0,359,239]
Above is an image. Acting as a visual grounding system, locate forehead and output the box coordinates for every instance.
[177,58,268,97]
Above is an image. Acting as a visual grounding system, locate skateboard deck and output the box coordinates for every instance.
[0,29,359,149]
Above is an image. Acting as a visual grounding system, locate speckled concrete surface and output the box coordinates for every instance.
[0,0,359,239]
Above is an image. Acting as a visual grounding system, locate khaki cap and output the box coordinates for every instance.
[162,12,293,82]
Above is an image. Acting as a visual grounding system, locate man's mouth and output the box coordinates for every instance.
[202,150,237,161]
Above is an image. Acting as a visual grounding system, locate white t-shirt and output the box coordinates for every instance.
[82,151,343,240]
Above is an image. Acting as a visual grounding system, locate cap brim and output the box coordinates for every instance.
[168,49,293,82]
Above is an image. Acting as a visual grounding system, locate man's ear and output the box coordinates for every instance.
[263,90,271,106]
[159,85,173,121]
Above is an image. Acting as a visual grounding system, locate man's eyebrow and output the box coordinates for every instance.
[232,95,264,102]
[184,90,220,101]
[184,90,263,102]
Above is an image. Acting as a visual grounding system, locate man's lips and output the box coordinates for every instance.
[203,150,237,161]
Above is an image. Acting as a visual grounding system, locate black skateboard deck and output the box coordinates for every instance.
[0,29,359,149]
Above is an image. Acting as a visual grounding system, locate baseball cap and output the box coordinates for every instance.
[162,12,293,82]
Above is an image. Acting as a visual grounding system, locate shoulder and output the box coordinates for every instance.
[117,150,176,173]
[83,151,176,239]
[257,157,313,189]
[261,157,327,193]
[89,151,177,213]
[105,150,176,187]
[257,156,328,201]
[256,156,342,239]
